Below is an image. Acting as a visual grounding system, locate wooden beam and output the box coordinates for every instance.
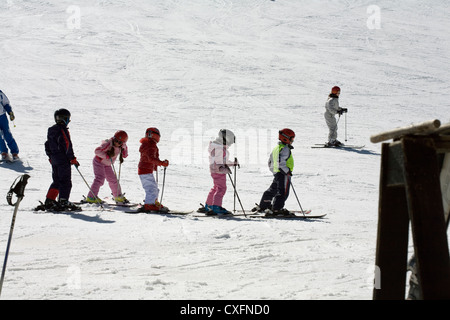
[370,119,440,143]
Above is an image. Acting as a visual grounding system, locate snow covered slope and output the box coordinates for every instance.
[0,0,449,300]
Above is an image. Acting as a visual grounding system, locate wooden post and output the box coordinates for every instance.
[373,143,410,300]
[402,137,450,299]
[373,134,450,300]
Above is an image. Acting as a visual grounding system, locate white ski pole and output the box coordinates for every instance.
[288,177,305,217]
[160,167,166,204]
[75,166,104,208]
[345,112,348,142]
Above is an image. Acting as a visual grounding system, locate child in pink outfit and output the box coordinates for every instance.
[87,130,129,204]
[205,129,238,215]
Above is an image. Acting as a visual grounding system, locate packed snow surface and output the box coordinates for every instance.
[0,0,449,299]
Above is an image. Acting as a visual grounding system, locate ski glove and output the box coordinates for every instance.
[337,108,348,115]
[8,111,15,121]
[161,160,169,167]
[70,158,80,168]
[219,165,232,174]
[106,148,115,158]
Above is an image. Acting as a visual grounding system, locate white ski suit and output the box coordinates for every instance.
[324,94,341,142]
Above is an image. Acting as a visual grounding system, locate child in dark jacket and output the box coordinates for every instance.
[44,109,80,211]
[138,127,169,212]
[256,128,295,216]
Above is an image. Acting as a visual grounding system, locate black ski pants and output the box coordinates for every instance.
[47,162,72,200]
[259,172,291,211]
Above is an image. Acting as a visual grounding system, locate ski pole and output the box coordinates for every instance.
[159,167,167,204]
[1,174,30,297]
[288,177,305,217]
[75,166,104,208]
[110,158,118,179]
[117,160,122,196]
[233,158,238,213]
[345,112,348,142]
[227,172,246,217]
[110,158,123,198]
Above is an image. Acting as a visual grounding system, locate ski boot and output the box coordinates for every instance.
[197,203,212,214]
[138,201,169,213]
[44,198,63,211]
[59,199,82,211]
[334,140,344,147]
[154,200,169,212]
[326,140,344,147]
[272,208,293,216]
[114,194,129,205]
[210,205,232,215]
[86,196,103,204]
[251,203,269,213]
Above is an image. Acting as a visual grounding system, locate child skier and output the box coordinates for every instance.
[324,86,347,147]
[255,128,295,216]
[44,109,81,211]
[138,127,169,212]
[86,130,129,204]
[204,129,239,215]
[0,90,20,161]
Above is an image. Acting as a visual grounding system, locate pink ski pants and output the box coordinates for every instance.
[206,173,227,206]
[88,158,121,198]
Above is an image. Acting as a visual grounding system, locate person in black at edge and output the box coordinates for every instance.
[44,108,81,211]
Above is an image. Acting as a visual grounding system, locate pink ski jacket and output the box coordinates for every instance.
[208,141,235,174]
[94,138,128,166]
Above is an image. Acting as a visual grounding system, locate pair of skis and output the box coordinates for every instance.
[193,205,326,219]
[312,143,365,149]
[192,212,327,219]
[33,196,138,214]
[76,196,138,208]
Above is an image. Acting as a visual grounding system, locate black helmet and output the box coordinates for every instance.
[54,109,71,125]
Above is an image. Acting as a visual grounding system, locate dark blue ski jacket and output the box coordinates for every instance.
[45,124,76,165]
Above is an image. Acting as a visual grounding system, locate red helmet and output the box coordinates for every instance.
[114,130,128,143]
[279,128,295,144]
[146,127,160,143]
[331,86,341,94]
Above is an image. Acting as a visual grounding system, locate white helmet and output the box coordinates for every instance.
[217,129,235,145]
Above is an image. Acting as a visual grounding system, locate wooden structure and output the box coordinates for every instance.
[371,119,450,300]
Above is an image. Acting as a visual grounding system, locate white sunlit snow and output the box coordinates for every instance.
[0,0,449,300]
